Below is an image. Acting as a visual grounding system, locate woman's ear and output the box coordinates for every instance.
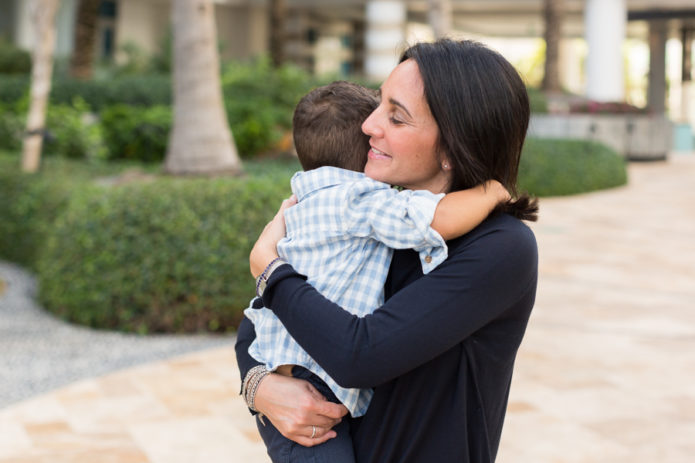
[441,159,452,171]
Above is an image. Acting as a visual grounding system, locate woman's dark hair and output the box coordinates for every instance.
[401,39,538,221]
[293,81,378,173]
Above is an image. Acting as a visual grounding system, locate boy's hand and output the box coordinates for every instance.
[432,180,511,241]
[484,180,511,205]
[250,195,297,278]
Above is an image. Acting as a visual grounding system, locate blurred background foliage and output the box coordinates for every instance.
[0,36,628,334]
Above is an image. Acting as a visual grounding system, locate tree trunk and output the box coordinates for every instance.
[70,0,100,79]
[542,0,563,93]
[165,0,242,176]
[269,0,286,67]
[22,0,60,174]
[428,0,452,39]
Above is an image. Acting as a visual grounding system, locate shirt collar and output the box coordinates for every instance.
[291,166,365,201]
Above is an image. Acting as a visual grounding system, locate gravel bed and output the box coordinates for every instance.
[0,260,235,409]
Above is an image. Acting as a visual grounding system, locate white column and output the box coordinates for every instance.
[365,0,406,81]
[13,0,35,50]
[584,0,626,101]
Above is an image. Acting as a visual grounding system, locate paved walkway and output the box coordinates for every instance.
[1,154,694,462]
[0,261,232,409]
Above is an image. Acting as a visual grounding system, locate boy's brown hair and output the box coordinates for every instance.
[292,81,378,172]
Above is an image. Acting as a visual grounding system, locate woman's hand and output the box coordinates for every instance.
[254,373,349,447]
[250,195,297,278]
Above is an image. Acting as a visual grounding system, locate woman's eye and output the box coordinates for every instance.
[389,116,403,125]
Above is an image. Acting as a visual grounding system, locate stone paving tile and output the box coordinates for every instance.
[0,347,267,462]
[497,154,695,463]
[1,154,694,462]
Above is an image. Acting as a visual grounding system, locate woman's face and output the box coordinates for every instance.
[362,59,452,194]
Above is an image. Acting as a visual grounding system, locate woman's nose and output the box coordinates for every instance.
[362,109,381,138]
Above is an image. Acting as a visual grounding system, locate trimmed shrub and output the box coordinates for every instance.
[519,138,628,197]
[221,57,316,157]
[0,101,25,151]
[0,40,31,74]
[37,167,295,333]
[0,62,317,158]
[0,154,110,269]
[0,74,171,109]
[0,98,103,159]
[45,98,104,159]
[100,104,172,162]
[51,74,172,110]
[527,87,548,113]
[0,74,30,104]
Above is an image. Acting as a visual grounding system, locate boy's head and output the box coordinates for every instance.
[293,81,378,172]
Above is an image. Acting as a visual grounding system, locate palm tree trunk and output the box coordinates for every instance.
[542,0,563,93]
[70,0,100,79]
[428,0,452,39]
[269,0,286,67]
[165,0,242,176]
[22,0,60,173]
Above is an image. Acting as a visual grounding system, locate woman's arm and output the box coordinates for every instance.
[259,216,538,389]
[235,312,262,381]
[235,315,348,446]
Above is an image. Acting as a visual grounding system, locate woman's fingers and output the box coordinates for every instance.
[288,425,337,447]
[252,373,347,446]
[314,396,349,420]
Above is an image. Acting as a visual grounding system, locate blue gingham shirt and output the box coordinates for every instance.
[245,166,448,417]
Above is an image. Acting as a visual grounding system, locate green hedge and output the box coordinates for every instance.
[527,87,548,113]
[0,98,103,159]
[45,98,104,159]
[0,74,172,109]
[519,138,628,196]
[221,57,317,157]
[0,154,122,269]
[0,40,31,74]
[0,75,30,104]
[100,104,172,162]
[0,58,317,158]
[36,167,293,333]
[0,101,24,151]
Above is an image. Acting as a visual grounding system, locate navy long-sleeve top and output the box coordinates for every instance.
[235,213,538,462]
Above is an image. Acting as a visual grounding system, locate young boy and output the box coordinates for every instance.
[243,81,509,462]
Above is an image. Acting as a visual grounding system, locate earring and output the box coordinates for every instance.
[442,162,450,170]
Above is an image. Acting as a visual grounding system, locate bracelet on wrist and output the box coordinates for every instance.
[255,257,287,298]
[242,365,271,412]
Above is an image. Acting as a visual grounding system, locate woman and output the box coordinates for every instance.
[236,39,539,462]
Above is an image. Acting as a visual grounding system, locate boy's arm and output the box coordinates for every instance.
[430,180,510,241]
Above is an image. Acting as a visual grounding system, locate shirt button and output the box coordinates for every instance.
[424,255,432,264]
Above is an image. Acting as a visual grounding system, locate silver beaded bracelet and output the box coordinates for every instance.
[242,365,271,412]
[255,258,287,298]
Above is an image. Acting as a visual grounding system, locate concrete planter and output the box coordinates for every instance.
[529,114,673,160]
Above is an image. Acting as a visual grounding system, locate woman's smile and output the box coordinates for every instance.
[367,146,391,161]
